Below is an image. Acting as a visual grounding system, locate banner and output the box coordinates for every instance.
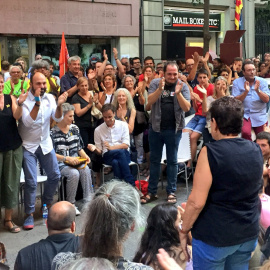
[235,0,243,30]
[164,10,221,32]
[59,32,69,78]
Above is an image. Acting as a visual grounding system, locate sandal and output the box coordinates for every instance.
[167,193,177,204]
[4,219,20,233]
[141,193,158,204]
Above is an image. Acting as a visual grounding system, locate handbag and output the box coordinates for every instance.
[64,157,87,170]
[91,104,103,120]
[136,110,146,124]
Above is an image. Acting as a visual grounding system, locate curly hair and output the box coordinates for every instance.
[111,88,135,110]
[121,74,136,88]
[209,96,244,135]
[133,204,181,267]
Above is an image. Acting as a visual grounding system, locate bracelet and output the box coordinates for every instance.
[35,96,40,102]
[233,70,237,73]
[18,101,23,107]
[63,156,66,162]
[115,58,118,61]
[34,102,40,107]
[96,101,99,105]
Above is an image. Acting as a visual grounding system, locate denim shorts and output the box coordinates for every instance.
[184,115,206,134]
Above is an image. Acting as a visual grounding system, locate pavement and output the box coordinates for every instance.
[0,172,262,269]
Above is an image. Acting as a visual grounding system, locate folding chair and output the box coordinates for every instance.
[161,132,192,199]
[19,164,47,213]
[101,161,141,190]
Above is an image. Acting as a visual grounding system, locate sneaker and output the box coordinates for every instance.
[75,206,81,216]
[23,215,34,230]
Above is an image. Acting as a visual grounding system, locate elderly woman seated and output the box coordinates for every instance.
[51,180,153,270]
[50,103,93,215]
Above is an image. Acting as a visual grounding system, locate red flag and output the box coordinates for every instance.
[59,32,69,78]
[235,0,243,30]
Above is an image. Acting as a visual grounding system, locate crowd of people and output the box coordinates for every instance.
[1,49,270,269]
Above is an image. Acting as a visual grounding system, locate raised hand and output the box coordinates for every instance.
[254,80,260,92]
[113,48,118,60]
[18,87,29,105]
[144,74,148,83]
[202,52,210,63]
[10,81,15,95]
[193,52,200,63]
[100,82,106,92]
[103,49,108,61]
[191,92,203,103]
[118,104,125,120]
[175,80,183,94]
[57,92,68,106]
[159,77,165,91]
[244,81,250,93]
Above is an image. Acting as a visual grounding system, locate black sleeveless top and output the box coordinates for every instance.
[0,95,22,151]
[192,138,263,247]
[115,108,131,123]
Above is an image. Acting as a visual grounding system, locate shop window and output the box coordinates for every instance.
[7,38,29,68]
[36,37,111,70]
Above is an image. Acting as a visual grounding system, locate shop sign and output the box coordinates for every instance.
[164,10,221,32]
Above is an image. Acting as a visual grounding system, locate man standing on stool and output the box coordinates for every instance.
[141,61,190,204]
[18,72,68,230]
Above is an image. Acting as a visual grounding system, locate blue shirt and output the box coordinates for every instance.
[60,71,78,95]
[232,76,270,127]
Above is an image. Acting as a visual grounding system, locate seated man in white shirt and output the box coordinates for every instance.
[18,72,68,230]
[88,104,135,186]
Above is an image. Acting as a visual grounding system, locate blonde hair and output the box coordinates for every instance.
[212,76,230,99]
[112,88,135,110]
[76,76,88,87]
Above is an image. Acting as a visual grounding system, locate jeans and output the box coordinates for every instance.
[148,128,182,195]
[23,146,61,214]
[103,149,135,186]
[192,237,258,270]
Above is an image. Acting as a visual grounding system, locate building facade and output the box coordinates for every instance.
[142,0,256,63]
[0,0,140,68]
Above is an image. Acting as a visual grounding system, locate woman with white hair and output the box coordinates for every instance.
[3,65,28,97]
[111,88,136,134]
[52,180,153,270]
[50,103,93,215]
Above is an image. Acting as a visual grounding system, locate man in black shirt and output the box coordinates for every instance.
[142,62,190,204]
[14,201,81,270]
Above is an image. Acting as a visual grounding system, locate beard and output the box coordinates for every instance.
[32,87,46,97]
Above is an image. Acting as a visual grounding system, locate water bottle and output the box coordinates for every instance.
[42,204,48,226]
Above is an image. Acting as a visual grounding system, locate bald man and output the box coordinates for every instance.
[14,201,82,270]
[18,72,68,230]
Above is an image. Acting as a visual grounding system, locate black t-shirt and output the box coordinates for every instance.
[160,82,176,130]
[183,72,198,89]
[71,93,94,129]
